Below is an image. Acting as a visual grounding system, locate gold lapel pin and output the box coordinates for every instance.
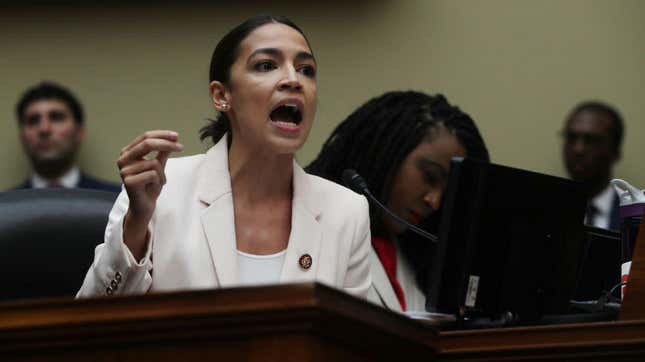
[299,254,312,270]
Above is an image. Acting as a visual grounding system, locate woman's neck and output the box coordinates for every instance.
[228,138,294,204]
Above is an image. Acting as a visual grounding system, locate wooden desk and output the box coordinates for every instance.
[4,252,645,362]
[438,320,645,361]
[0,283,436,362]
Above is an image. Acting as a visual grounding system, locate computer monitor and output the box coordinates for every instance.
[426,157,587,322]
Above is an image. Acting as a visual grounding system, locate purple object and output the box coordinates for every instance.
[620,203,645,218]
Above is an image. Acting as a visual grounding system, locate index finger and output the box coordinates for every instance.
[121,138,183,164]
[122,130,179,153]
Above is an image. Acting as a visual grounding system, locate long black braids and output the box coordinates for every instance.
[307,91,489,292]
[307,91,489,237]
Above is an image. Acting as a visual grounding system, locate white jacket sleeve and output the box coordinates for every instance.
[342,196,372,298]
[76,189,154,298]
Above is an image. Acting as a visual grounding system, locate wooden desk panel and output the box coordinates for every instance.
[4,282,645,361]
[0,283,437,362]
[438,320,645,361]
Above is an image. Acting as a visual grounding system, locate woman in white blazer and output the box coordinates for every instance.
[77,15,371,298]
[307,91,490,312]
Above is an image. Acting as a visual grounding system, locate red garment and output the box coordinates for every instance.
[371,236,406,311]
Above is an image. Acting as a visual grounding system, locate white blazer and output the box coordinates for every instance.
[367,245,426,312]
[368,247,403,312]
[77,138,371,298]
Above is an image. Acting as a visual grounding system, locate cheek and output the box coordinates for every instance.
[403,165,425,189]
[310,92,318,114]
[234,91,263,110]
[54,124,79,140]
[389,170,414,208]
[304,100,317,127]
[230,74,268,102]
[57,125,74,136]
[308,81,317,100]
[236,87,272,117]
[21,129,38,141]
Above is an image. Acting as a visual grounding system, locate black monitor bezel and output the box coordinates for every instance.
[425,157,587,322]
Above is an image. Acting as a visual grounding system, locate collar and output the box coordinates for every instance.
[195,135,320,218]
[31,166,81,189]
[592,183,615,216]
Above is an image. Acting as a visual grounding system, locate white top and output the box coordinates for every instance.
[236,249,287,286]
[586,184,616,229]
[31,166,80,188]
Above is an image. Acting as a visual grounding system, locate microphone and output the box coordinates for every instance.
[342,169,438,243]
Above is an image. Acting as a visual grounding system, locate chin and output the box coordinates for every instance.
[268,132,308,153]
[383,219,406,237]
[274,141,305,156]
[570,170,593,182]
[34,153,65,163]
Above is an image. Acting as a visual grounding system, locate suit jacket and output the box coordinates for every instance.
[16,173,121,193]
[609,193,620,231]
[367,246,403,312]
[367,244,427,312]
[77,138,371,298]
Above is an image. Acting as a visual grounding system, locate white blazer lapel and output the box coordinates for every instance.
[370,247,403,312]
[280,163,322,282]
[196,138,238,287]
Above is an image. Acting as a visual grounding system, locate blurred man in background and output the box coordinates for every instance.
[13,81,120,192]
[562,101,624,230]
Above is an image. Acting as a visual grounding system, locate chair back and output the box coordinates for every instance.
[0,189,117,301]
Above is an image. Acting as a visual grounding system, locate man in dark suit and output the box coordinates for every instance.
[13,82,120,192]
[562,101,623,231]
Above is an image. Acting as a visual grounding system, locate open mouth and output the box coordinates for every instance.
[270,103,302,126]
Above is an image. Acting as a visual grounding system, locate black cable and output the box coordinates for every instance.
[602,281,628,304]
[569,281,627,313]
[363,189,438,242]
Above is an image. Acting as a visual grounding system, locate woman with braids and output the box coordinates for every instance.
[77,15,371,298]
[307,91,489,311]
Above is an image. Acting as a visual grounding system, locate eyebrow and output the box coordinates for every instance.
[419,158,449,178]
[247,47,316,64]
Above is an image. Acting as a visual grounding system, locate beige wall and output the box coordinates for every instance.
[1,0,643,190]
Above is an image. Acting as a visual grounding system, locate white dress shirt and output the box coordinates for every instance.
[586,184,616,229]
[31,166,81,189]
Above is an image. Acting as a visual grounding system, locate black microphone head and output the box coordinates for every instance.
[342,169,369,195]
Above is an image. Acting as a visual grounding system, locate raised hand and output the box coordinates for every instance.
[117,130,183,259]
